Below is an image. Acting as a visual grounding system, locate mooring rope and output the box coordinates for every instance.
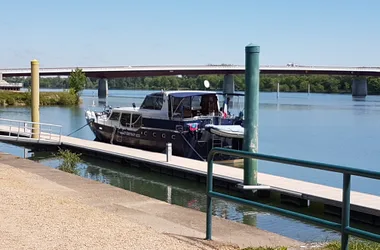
[66,122,90,136]
[179,132,205,161]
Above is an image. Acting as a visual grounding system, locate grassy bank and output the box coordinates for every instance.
[0,91,80,106]
[241,239,380,250]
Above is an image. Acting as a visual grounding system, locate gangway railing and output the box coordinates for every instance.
[0,118,62,144]
[206,148,380,250]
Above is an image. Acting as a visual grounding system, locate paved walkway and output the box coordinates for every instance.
[0,152,305,250]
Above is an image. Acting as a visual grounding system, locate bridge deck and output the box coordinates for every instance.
[0,125,379,221]
[3,64,380,77]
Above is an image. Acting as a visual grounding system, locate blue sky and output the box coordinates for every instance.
[1,0,379,68]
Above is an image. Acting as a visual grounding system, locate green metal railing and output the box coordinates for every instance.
[206,147,380,250]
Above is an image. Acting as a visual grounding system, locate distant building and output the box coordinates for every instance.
[0,73,23,91]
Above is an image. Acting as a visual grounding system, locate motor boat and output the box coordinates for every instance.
[85,90,245,161]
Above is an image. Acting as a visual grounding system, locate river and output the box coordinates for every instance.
[0,89,379,242]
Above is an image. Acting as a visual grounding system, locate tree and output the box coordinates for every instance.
[6,73,380,95]
[69,68,86,95]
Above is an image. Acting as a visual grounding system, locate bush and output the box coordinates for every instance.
[0,91,80,106]
[0,91,28,106]
[55,149,82,175]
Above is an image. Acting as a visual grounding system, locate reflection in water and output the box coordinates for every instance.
[32,153,341,243]
[98,98,107,106]
[352,96,367,102]
[85,163,235,217]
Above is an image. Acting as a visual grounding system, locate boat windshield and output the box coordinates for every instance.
[140,93,164,110]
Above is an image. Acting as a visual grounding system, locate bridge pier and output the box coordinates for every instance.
[98,78,109,98]
[352,78,367,97]
[223,74,235,95]
[223,74,234,107]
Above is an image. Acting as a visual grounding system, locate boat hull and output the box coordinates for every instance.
[88,121,243,161]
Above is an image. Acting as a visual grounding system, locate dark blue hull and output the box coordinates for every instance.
[89,117,243,161]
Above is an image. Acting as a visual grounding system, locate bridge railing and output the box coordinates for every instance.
[0,118,62,143]
[206,147,380,249]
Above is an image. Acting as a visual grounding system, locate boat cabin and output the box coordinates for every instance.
[137,91,222,119]
[103,91,223,128]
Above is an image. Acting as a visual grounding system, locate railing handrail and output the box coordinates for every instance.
[206,147,380,250]
[0,118,62,128]
[0,118,62,143]
[207,147,380,180]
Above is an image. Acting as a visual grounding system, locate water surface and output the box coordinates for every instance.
[1,89,380,242]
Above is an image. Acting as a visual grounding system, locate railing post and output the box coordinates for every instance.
[341,173,351,250]
[206,155,214,240]
[17,122,20,139]
[38,124,42,140]
[166,143,172,162]
[243,44,260,185]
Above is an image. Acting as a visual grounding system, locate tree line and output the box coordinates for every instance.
[0,68,86,106]
[5,74,380,94]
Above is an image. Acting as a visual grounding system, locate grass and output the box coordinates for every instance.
[322,239,380,250]
[241,247,287,250]
[0,91,80,106]
[240,239,380,250]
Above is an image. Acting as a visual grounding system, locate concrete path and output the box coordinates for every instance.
[0,152,306,250]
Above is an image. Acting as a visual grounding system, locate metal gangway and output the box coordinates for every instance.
[0,118,62,145]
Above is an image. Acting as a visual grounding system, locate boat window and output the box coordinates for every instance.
[172,97,182,113]
[171,95,207,118]
[191,96,202,110]
[172,97,191,112]
[140,93,164,110]
[109,112,120,121]
[200,94,219,115]
[131,114,142,128]
[171,96,192,118]
[120,113,131,127]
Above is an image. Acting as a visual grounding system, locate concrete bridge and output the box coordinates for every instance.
[2,64,379,97]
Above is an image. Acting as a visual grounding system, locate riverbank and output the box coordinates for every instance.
[0,152,304,250]
[0,91,79,106]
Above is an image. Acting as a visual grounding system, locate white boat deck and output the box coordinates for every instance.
[0,124,379,218]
